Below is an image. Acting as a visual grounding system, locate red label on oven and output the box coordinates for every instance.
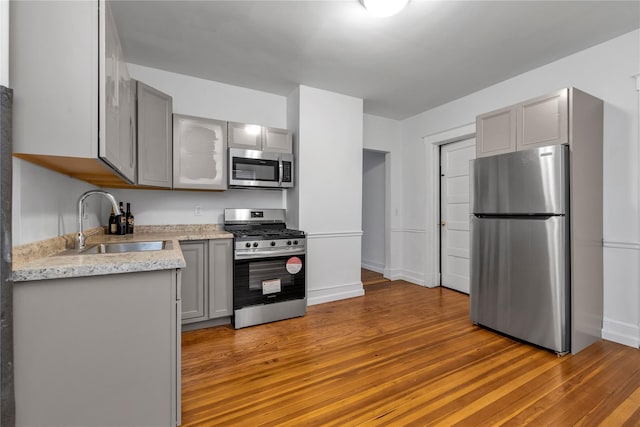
[286,257,302,274]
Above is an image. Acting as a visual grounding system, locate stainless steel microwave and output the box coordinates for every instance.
[228,148,294,189]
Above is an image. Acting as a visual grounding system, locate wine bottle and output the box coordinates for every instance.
[108,207,117,235]
[117,202,126,235]
[126,202,135,234]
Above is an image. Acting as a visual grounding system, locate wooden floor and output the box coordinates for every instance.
[181,281,640,426]
[361,268,390,286]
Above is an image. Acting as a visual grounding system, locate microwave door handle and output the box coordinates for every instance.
[278,158,283,187]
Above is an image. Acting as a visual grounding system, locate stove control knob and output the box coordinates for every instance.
[270,241,276,247]
[287,241,292,245]
[293,240,299,245]
[252,242,259,248]
[245,242,251,248]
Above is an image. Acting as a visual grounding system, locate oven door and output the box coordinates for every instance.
[233,253,305,309]
[228,148,294,188]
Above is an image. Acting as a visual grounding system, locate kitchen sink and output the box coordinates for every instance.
[57,240,172,256]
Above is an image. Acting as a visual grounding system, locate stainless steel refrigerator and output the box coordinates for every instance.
[470,144,570,354]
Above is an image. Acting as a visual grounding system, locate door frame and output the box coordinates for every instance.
[423,123,475,287]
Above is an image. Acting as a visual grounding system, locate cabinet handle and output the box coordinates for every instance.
[130,116,135,169]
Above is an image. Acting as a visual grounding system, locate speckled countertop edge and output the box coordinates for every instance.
[12,224,234,282]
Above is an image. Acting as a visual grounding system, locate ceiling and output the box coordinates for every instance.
[111,0,640,120]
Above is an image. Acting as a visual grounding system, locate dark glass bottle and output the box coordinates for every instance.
[108,207,117,235]
[117,202,126,235]
[125,203,134,234]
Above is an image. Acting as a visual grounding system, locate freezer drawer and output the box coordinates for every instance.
[470,215,569,353]
[470,145,569,215]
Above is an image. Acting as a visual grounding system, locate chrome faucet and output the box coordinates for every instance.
[77,190,121,251]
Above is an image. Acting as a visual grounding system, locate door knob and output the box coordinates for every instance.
[440,221,446,226]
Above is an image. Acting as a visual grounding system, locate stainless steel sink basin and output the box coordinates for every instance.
[57,240,172,256]
[84,240,170,254]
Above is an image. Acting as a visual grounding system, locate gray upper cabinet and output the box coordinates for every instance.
[476,106,516,157]
[476,88,569,158]
[137,81,173,188]
[228,122,293,153]
[100,1,136,183]
[227,122,262,150]
[517,90,568,150]
[263,126,293,153]
[173,114,227,190]
[10,0,137,186]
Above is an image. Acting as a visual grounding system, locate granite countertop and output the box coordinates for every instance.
[13,224,234,282]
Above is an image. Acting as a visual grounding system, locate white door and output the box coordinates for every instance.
[440,138,476,293]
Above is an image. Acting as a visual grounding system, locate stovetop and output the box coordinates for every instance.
[224,208,305,245]
[228,228,305,240]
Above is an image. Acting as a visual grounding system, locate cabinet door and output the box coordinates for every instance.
[117,58,136,182]
[476,106,516,158]
[228,122,262,150]
[180,241,208,324]
[137,81,173,187]
[263,126,293,153]
[209,239,233,319]
[173,114,227,190]
[517,89,568,150]
[11,1,98,158]
[101,1,121,171]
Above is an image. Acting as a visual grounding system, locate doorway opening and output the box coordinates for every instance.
[438,138,476,294]
[362,149,389,284]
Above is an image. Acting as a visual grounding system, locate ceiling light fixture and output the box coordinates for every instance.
[361,0,409,17]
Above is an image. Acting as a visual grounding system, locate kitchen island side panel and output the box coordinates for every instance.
[14,269,178,427]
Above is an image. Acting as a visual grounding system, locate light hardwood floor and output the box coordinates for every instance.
[181,281,640,426]
[361,268,390,286]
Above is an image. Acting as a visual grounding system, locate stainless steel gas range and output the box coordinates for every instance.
[224,208,307,329]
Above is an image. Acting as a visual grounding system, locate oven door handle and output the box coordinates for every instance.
[235,249,305,260]
[278,158,283,187]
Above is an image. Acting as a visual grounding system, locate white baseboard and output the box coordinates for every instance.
[397,269,426,286]
[361,259,384,274]
[385,268,402,280]
[383,268,426,286]
[602,317,640,348]
[307,282,365,306]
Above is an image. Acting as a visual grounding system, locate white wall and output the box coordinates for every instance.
[290,85,364,305]
[127,64,286,128]
[12,160,100,246]
[362,150,385,272]
[400,29,640,347]
[1,0,8,86]
[362,114,403,280]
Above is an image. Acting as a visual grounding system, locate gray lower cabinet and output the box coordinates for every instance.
[181,241,207,323]
[13,269,181,427]
[209,239,233,319]
[180,239,233,326]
